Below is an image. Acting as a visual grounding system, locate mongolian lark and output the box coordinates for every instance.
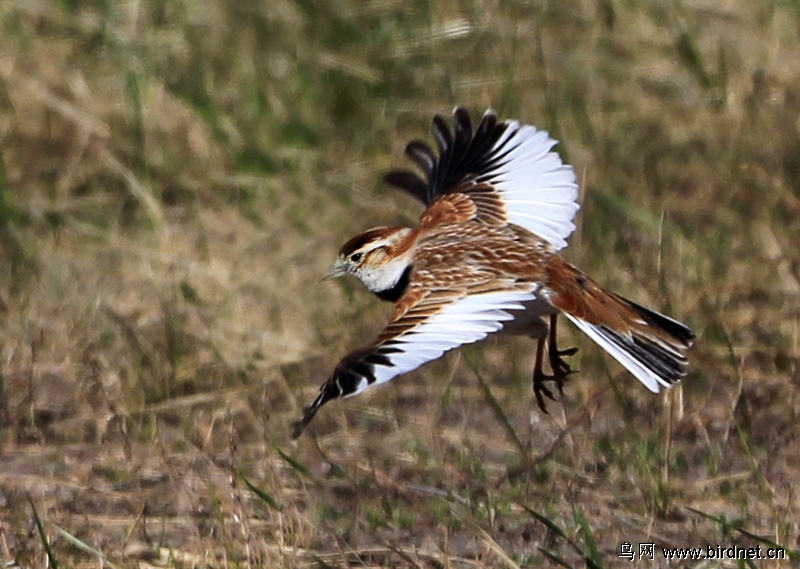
[292,107,694,438]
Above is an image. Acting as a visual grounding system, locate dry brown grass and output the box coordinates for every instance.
[1,0,799,567]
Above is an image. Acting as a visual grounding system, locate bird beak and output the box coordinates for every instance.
[322,259,346,282]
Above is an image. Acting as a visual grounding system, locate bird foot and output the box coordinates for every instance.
[550,346,578,376]
[533,346,578,413]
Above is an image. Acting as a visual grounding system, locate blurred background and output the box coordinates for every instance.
[0,0,798,567]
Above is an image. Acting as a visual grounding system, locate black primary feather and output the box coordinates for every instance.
[291,344,403,438]
[406,140,437,180]
[382,170,428,204]
[430,114,454,197]
[383,107,516,206]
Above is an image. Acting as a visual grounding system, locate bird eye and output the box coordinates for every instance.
[350,252,363,263]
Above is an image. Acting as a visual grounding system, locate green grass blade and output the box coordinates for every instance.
[276,447,322,486]
[523,506,569,540]
[243,476,283,511]
[50,525,125,569]
[28,495,59,569]
[468,359,527,458]
[675,22,712,88]
[526,505,588,560]
[572,505,603,569]
[538,547,573,568]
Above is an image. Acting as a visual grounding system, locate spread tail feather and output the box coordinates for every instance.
[563,308,692,392]
[547,259,695,392]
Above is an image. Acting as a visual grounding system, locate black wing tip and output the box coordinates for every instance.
[451,106,494,123]
[291,391,328,439]
[291,352,381,438]
[452,107,472,130]
[479,107,497,121]
[383,170,429,204]
[431,113,451,136]
[404,139,437,185]
[385,105,515,204]
[290,408,316,439]
[290,377,343,439]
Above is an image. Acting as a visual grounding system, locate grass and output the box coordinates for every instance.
[1,0,799,567]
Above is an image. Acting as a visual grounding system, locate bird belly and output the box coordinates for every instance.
[499,297,557,339]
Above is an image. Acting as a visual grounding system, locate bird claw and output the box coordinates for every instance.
[533,345,578,413]
[555,346,579,358]
[532,368,576,413]
[550,346,578,375]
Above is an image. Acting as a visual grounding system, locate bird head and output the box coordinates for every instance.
[326,227,416,294]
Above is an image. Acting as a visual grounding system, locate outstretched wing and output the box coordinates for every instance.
[384,107,580,250]
[291,284,538,438]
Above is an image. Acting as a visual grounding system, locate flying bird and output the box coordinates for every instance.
[292,107,694,438]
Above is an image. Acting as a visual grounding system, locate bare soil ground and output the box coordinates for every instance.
[1,1,799,567]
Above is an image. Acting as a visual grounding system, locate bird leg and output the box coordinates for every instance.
[532,314,578,412]
[547,314,578,377]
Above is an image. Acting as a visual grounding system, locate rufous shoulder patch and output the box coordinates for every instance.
[420,193,477,228]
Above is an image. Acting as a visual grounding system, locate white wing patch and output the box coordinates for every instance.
[348,288,538,398]
[479,120,579,250]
